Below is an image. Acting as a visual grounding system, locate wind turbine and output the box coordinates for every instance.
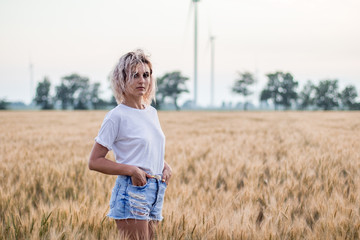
[29,58,34,104]
[210,35,215,107]
[193,0,200,107]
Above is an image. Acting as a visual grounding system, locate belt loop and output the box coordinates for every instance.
[154,175,162,181]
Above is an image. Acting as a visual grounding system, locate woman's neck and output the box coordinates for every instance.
[122,97,144,109]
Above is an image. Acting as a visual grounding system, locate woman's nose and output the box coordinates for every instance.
[139,75,145,83]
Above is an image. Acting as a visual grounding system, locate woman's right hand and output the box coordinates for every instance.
[130,167,152,186]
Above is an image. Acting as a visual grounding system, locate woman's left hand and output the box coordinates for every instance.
[162,161,172,185]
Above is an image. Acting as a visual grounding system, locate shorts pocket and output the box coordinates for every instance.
[109,182,121,208]
[129,178,149,189]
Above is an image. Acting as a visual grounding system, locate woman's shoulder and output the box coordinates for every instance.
[147,105,157,112]
[104,105,124,122]
[146,105,160,116]
[106,104,157,119]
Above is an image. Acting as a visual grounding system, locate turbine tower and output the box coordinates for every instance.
[210,35,215,107]
[193,0,200,107]
[29,60,34,104]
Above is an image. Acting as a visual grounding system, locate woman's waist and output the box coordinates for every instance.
[115,161,163,176]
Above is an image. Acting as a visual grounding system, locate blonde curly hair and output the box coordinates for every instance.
[111,49,155,106]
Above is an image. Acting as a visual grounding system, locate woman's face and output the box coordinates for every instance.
[125,63,151,99]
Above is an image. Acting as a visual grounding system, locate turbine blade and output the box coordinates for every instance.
[186,0,193,31]
[181,0,194,50]
[182,0,193,46]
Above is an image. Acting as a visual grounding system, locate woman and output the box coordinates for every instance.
[89,49,172,239]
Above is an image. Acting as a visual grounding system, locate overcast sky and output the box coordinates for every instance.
[1,0,359,106]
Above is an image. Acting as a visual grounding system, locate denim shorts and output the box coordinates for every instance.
[107,175,167,221]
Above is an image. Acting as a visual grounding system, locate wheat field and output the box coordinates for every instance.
[0,111,359,239]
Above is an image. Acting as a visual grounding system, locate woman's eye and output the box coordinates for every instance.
[143,72,149,78]
[133,73,139,78]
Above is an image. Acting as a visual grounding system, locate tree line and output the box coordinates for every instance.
[232,71,360,111]
[30,72,189,110]
[1,70,359,111]
[31,74,109,110]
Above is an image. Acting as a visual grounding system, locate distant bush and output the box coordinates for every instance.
[0,98,9,110]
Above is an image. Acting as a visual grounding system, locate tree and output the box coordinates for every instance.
[34,77,53,109]
[90,82,108,109]
[151,96,162,110]
[0,98,9,110]
[55,83,70,110]
[74,87,90,110]
[260,89,272,108]
[55,73,90,110]
[340,85,358,110]
[260,71,298,110]
[154,75,167,109]
[350,102,360,110]
[74,77,90,110]
[110,96,118,107]
[314,79,340,110]
[298,80,315,110]
[260,73,281,109]
[90,82,101,109]
[156,71,189,110]
[232,72,256,110]
[278,72,298,109]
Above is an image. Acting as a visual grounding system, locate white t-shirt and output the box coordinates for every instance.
[95,104,165,175]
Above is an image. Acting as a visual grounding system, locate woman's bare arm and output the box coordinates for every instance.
[88,142,136,175]
[88,142,152,186]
